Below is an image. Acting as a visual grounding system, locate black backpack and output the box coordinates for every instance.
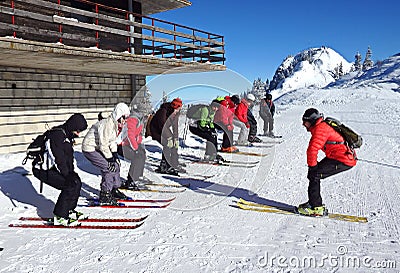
[22,131,51,166]
[186,104,207,119]
[324,117,363,149]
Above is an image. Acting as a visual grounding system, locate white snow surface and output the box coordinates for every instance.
[1,69,400,272]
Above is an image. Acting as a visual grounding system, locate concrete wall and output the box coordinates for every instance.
[0,66,146,154]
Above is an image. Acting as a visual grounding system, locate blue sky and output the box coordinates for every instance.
[151,0,399,82]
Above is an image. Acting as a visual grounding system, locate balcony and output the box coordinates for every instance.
[0,0,226,75]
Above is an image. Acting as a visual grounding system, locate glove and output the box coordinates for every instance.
[65,172,80,186]
[173,138,179,149]
[245,122,250,128]
[307,165,318,180]
[106,156,118,172]
[112,152,120,166]
[167,137,174,148]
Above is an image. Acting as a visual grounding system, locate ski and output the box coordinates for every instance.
[9,222,144,229]
[18,215,148,223]
[83,201,172,208]
[121,187,186,193]
[193,160,257,168]
[223,159,259,165]
[141,182,189,188]
[86,197,175,203]
[219,151,267,157]
[235,199,368,223]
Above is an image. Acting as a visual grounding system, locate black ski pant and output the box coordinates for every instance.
[307,158,353,207]
[118,144,146,181]
[189,125,217,156]
[215,124,233,148]
[32,167,81,218]
[247,109,258,137]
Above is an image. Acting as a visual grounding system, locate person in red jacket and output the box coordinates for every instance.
[233,94,254,145]
[298,108,357,216]
[213,98,238,153]
[117,106,147,189]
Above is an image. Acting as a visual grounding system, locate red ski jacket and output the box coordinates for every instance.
[214,103,234,129]
[307,118,357,167]
[235,98,250,123]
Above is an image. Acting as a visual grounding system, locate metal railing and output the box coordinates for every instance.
[0,0,225,64]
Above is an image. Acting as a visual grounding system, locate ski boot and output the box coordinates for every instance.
[111,188,129,200]
[248,135,262,143]
[69,209,88,220]
[99,190,118,206]
[53,215,80,226]
[297,202,328,217]
[220,146,239,153]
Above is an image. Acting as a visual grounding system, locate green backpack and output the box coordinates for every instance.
[324,117,363,149]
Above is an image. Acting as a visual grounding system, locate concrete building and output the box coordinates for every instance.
[0,0,225,153]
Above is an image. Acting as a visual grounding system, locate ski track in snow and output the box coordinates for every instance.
[0,87,400,272]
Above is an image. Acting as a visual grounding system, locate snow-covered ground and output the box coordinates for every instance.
[1,84,399,272]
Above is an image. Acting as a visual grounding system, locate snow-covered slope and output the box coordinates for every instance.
[1,60,400,272]
[269,47,353,97]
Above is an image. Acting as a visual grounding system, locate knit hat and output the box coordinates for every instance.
[230,95,240,105]
[64,113,88,138]
[171,98,183,109]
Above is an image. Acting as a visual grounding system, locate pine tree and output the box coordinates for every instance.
[362,46,374,71]
[354,51,362,71]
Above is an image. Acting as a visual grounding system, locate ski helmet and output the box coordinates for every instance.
[247,93,255,102]
[302,108,323,124]
[266,93,272,100]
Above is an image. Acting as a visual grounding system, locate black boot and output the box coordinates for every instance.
[99,191,118,206]
[155,159,169,173]
[120,175,133,189]
[111,188,128,200]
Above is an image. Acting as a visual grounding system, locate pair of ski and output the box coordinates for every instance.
[219,150,268,157]
[9,215,148,229]
[234,198,368,223]
[193,159,260,168]
[84,196,175,208]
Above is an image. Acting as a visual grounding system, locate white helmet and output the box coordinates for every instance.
[112,102,130,121]
[247,93,256,102]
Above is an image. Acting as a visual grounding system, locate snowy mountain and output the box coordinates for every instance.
[0,52,400,272]
[327,53,400,92]
[269,47,353,96]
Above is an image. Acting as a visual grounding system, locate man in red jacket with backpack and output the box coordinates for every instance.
[299,108,357,216]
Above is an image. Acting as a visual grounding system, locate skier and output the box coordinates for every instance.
[189,100,224,162]
[299,108,357,216]
[32,113,88,226]
[214,97,238,153]
[233,94,254,145]
[247,101,262,143]
[150,98,182,175]
[82,102,131,205]
[117,105,147,190]
[259,93,276,137]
